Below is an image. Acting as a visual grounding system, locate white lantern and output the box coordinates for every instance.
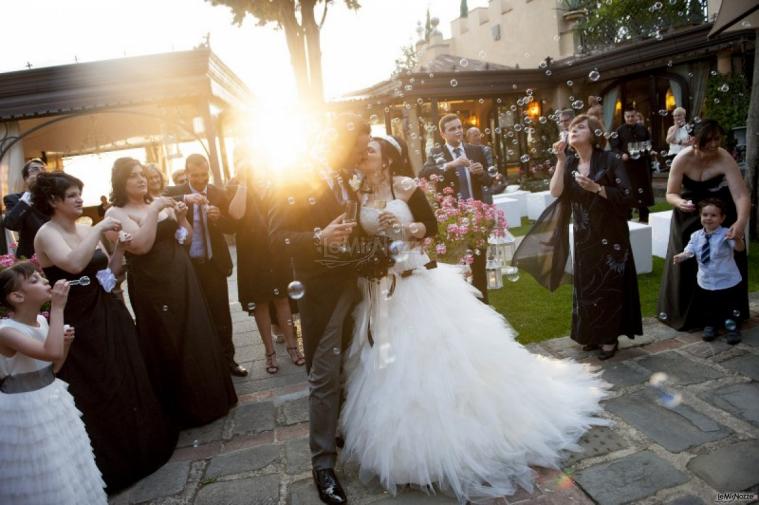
[487,229,516,271]
[486,258,504,290]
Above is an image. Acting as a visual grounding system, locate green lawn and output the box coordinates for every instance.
[491,239,758,345]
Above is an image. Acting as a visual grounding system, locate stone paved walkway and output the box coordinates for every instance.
[109,254,759,505]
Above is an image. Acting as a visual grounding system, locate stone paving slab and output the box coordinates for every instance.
[128,461,191,504]
[686,439,759,491]
[720,352,759,381]
[605,389,731,452]
[698,382,759,428]
[204,444,281,480]
[573,451,689,505]
[195,474,280,505]
[681,340,733,359]
[635,351,724,385]
[564,426,629,466]
[740,324,759,347]
[599,361,650,388]
[667,496,707,505]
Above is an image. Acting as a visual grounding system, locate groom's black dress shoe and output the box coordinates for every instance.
[313,468,347,504]
[229,362,248,377]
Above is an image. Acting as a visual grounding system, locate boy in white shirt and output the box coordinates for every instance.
[673,198,745,344]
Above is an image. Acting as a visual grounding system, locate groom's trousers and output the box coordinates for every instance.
[301,280,358,470]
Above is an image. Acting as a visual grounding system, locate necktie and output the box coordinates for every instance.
[197,197,211,259]
[701,233,711,264]
[453,147,471,200]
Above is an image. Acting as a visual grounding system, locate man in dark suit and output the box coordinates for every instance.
[420,113,496,303]
[610,105,654,223]
[3,158,49,258]
[165,154,247,377]
[269,113,369,505]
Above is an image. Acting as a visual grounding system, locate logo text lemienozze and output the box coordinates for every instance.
[315,237,388,268]
[716,492,758,503]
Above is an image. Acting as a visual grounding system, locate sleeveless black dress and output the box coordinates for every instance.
[657,174,749,330]
[44,250,177,493]
[126,218,237,427]
[235,183,291,306]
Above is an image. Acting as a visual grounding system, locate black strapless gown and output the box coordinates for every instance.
[44,250,177,493]
[126,218,237,427]
[657,174,749,330]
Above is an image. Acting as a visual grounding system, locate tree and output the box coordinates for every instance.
[392,43,418,78]
[208,0,361,106]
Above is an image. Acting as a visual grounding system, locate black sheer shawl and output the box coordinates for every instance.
[512,149,635,291]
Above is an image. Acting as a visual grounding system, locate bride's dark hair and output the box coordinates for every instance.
[374,136,414,178]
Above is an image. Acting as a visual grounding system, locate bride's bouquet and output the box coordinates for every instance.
[418,176,508,265]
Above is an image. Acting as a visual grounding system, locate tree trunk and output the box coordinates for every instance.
[301,0,325,106]
[747,29,759,239]
[280,5,311,105]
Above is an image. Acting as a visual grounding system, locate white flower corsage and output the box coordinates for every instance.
[348,174,363,192]
[96,268,117,293]
[175,226,188,245]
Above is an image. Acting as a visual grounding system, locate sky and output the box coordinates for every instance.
[3,0,491,101]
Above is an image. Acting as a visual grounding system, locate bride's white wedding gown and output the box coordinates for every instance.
[340,199,611,503]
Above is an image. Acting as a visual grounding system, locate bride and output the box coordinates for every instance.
[340,135,611,504]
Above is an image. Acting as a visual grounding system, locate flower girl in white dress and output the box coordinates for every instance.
[0,261,106,505]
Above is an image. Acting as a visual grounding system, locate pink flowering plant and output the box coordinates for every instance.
[417,176,508,265]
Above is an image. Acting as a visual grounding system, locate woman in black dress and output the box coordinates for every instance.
[514,114,642,359]
[32,172,176,493]
[658,120,750,330]
[106,157,237,427]
[227,149,304,374]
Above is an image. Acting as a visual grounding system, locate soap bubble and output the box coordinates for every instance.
[658,109,669,116]
[459,58,469,67]
[487,166,499,176]
[572,100,584,110]
[287,280,305,300]
[566,80,574,86]
[450,79,458,87]
[725,319,737,332]
[520,154,530,163]
[658,391,682,409]
[719,83,729,93]
[504,266,520,282]
[648,372,668,387]
[658,312,668,321]
[588,70,601,81]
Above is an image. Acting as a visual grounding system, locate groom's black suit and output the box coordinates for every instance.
[268,171,361,471]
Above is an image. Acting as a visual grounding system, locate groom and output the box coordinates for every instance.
[269,114,370,505]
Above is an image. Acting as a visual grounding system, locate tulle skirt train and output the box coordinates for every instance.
[340,262,611,503]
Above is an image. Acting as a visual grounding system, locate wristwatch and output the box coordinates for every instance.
[313,228,323,247]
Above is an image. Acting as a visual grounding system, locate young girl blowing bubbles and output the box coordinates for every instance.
[0,262,106,505]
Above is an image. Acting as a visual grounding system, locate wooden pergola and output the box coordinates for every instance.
[0,47,253,194]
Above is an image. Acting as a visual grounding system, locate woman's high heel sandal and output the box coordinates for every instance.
[287,347,305,367]
[265,351,279,374]
[598,342,619,361]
